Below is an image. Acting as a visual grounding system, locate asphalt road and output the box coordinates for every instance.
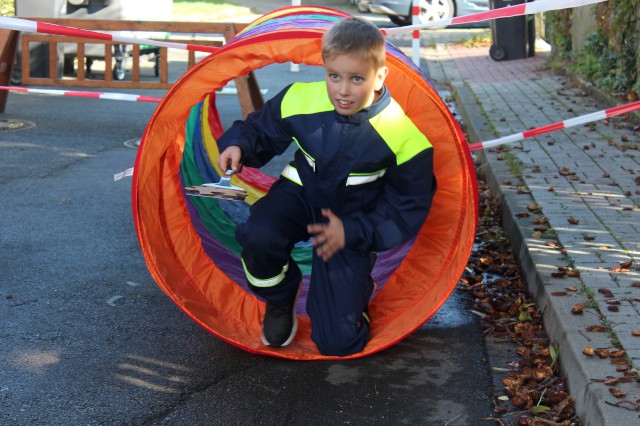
[0,28,496,425]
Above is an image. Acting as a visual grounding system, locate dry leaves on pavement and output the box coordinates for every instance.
[461,182,579,425]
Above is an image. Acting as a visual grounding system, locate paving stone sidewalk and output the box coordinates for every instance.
[422,39,640,425]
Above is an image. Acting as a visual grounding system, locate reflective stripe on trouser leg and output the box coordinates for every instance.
[241,257,289,288]
[235,178,309,306]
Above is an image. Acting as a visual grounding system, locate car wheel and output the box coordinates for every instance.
[113,58,126,81]
[389,14,412,26]
[356,0,370,13]
[419,0,455,27]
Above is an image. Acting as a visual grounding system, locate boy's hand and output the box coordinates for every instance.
[307,209,345,262]
[218,146,243,174]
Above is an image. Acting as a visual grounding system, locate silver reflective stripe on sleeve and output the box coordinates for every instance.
[305,154,315,172]
[281,164,303,186]
[241,258,289,288]
[346,169,387,186]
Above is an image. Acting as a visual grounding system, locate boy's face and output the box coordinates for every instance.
[323,54,388,116]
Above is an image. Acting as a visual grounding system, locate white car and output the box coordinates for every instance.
[364,0,489,27]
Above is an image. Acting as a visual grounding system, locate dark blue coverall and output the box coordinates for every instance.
[217,81,437,356]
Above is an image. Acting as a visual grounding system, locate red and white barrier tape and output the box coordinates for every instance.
[0,85,268,101]
[0,85,162,103]
[382,0,607,35]
[0,0,607,52]
[468,100,640,151]
[0,16,219,53]
[114,167,134,181]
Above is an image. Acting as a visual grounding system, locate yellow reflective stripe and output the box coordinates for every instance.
[292,137,315,164]
[281,82,334,119]
[241,258,289,288]
[369,98,432,166]
[281,165,302,186]
[291,137,316,172]
[346,168,387,186]
[362,312,370,323]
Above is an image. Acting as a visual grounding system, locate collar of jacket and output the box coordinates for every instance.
[334,85,390,124]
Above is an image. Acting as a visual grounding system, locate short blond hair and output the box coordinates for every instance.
[322,18,386,70]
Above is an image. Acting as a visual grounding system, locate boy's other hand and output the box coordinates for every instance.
[218,146,243,174]
[307,209,345,262]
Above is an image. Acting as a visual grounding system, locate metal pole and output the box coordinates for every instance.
[412,0,420,66]
[290,0,301,72]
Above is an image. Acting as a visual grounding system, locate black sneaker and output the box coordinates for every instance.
[261,300,298,348]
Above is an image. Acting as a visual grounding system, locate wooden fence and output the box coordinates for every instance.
[1,19,264,116]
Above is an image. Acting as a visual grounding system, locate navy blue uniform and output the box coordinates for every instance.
[218,81,437,356]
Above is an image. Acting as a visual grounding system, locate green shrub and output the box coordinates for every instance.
[0,0,15,16]
[546,0,638,99]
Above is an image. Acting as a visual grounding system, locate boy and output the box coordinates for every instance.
[217,17,436,357]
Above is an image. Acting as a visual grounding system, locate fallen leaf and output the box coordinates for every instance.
[610,267,630,273]
[530,404,551,414]
[619,260,633,268]
[631,330,640,336]
[598,288,614,297]
[551,291,568,297]
[610,350,625,358]
[582,346,594,356]
[572,303,585,314]
[610,357,627,365]
[609,387,627,398]
[567,217,580,225]
[586,325,607,332]
[594,348,610,358]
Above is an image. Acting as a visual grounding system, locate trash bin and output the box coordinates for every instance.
[488,0,535,61]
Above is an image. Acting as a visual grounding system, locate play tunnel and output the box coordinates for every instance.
[132,6,477,360]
